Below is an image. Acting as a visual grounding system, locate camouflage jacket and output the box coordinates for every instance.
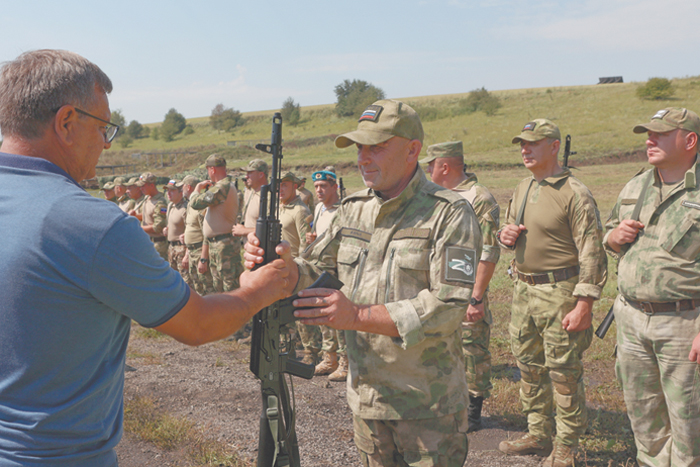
[604,157,700,301]
[453,173,500,265]
[503,169,607,299]
[296,169,482,420]
[141,192,167,235]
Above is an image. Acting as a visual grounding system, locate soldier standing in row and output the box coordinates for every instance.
[190,154,241,292]
[113,177,129,210]
[422,140,500,432]
[138,172,169,261]
[305,169,347,381]
[232,159,268,240]
[297,175,315,213]
[181,175,214,295]
[163,179,192,289]
[126,177,146,219]
[605,108,700,467]
[497,119,607,467]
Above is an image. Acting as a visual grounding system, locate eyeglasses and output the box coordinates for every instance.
[74,107,120,143]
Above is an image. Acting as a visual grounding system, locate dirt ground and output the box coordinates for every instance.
[116,325,545,467]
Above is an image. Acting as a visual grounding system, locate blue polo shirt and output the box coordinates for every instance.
[0,153,190,466]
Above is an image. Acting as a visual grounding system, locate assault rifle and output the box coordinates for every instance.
[339,177,346,201]
[563,134,576,168]
[595,303,615,339]
[250,113,342,467]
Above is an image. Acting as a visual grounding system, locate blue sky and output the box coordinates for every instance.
[2,0,698,124]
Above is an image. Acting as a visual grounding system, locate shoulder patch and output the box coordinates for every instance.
[682,200,700,210]
[489,205,500,226]
[444,246,476,284]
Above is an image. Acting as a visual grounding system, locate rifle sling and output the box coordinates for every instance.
[631,171,653,222]
[515,179,534,226]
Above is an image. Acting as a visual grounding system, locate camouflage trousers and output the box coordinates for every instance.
[353,408,469,467]
[320,325,347,356]
[509,276,592,447]
[187,244,214,296]
[153,238,169,261]
[614,295,700,467]
[297,322,322,354]
[168,243,193,289]
[461,297,492,399]
[207,235,242,293]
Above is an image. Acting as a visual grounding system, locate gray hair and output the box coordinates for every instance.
[0,49,113,139]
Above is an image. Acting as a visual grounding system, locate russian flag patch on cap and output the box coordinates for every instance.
[358,105,383,123]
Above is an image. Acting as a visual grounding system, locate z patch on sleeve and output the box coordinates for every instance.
[444,246,477,284]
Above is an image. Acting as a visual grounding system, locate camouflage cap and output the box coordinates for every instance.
[162,179,184,190]
[312,170,337,182]
[419,141,463,164]
[335,99,424,148]
[633,107,700,137]
[324,165,336,173]
[127,177,144,187]
[205,153,226,167]
[181,175,199,187]
[245,158,269,175]
[280,171,299,184]
[113,176,126,187]
[139,172,157,184]
[511,119,561,144]
[101,182,115,191]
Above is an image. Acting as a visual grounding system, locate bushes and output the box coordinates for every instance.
[455,87,502,116]
[636,78,675,100]
[334,79,385,117]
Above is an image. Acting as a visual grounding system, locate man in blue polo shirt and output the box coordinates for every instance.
[0,49,293,467]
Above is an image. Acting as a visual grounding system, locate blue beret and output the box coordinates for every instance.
[312,170,337,182]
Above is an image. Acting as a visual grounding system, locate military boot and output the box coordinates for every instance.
[498,433,552,457]
[542,443,576,467]
[328,354,348,381]
[314,351,338,376]
[299,350,319,366]
[467,395,484,433]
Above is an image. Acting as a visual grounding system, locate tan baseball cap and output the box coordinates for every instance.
[162,179,184,190]
[280,171,299,184]
[139,172,157,184]
[182,175,199,186]
[335,99,424,148]
[126,177,144,187]
[512,119,561,144]
[420,141,463,164]
[113,176,126,187]
[245,159,269,175]
[101,182,115,191]
[205,154,226,167]
[633,107,700,137]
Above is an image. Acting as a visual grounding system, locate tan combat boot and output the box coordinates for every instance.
[314,352,338,376]
[328,354,348,381]
[498,433,552,457]
[542,443,576,467]
[299,350,318,366]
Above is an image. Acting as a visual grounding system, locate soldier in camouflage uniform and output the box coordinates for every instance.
[113,177,130,211]
[305,169,347,381]
[181,175,215,295]
[248,100,482,467]
[125,177,145,217]
[497,119,607,467]
[605,108,700,467]
[232,159,268,240]
[100,182,117,203]
[422,140,500,433]
[163,179,193,288]
[138,172,168,261]
[296,175,315,213]
[190,154,242,293]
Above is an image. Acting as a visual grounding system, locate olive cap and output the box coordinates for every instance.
[419,141,463,164]
[633,107,700,137]
[205,153,226,167]
[245,158,269,175]
[511,119,561,144]
[335,99,424,148]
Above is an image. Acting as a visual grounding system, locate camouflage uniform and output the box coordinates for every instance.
[298,185,315,213]
[189,176,242,292]
[117,195,134,213]
[142,192,168,261]
[453,173,500,399]
[501,169,607,447]
[183,202,214,295]
[295,169,482,465]
[604,159,700,466]
[165,197,192,288]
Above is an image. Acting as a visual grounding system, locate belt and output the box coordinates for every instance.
[186,241,203,250]
[625,298,700,315]
[169,240,183,246]
[151,236,167,243]
[516,265,580,286]
[208,233,234,243]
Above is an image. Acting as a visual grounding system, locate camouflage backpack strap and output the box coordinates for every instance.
[515,179,534,226]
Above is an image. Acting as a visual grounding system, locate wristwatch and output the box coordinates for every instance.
[200,258,209,264]
[470,297,483,306]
